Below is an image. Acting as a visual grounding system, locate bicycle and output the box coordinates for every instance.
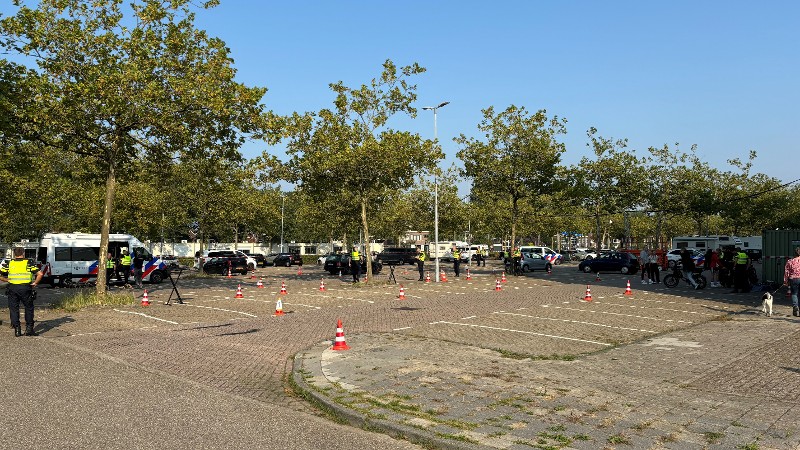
[663,265,707,289]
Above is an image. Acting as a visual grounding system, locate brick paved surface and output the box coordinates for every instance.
[2,261,795,449]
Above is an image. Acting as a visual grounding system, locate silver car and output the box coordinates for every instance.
[520,253,553,272]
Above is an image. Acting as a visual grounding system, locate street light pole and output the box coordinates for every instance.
[422,101,449,282]
[280,195,285,253]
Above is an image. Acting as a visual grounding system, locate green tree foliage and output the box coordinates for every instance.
[1,0,268,293]
[282,60,441,279]
[456,105,567,250]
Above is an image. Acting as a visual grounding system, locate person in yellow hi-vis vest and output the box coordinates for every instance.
[0,247,44,337]
[416,249,426,281]
[120,250,132,287]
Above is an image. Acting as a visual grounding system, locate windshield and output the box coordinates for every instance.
[134,247,152,260]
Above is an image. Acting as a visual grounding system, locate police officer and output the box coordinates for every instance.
[731,247,750,293]
[132,250,145,289]
[350,246,360,283]
[512,247,522,275]
[417,249,426,281]
[105,252,116,286]
[120,250,132,287]
[452,246,461,277]
[0,247,43,337]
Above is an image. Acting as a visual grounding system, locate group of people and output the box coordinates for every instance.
[640,246,758,292]
[104,250,146,289]
[638,248,662,285]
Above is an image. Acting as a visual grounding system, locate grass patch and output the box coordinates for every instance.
[51,291,136,312]
[435,432,478,444]
[703,431,724,444]
[738,442,759,450]
[494,348,577,361]
[607,432,631,445]
[632,420,653,431]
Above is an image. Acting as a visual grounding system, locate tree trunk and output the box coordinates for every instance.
[95,158,116,296]
[360,199,372,281]
[594,209,602,251]
[510,197,518,253]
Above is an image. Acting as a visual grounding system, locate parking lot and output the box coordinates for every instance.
[4,259,793,448]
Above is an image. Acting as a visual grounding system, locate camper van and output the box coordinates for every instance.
[670,235,743,252]
[37,233,167,287]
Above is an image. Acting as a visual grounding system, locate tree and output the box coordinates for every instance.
[1,0,268,294]
[456,105,567,251]
[282,60,441,280]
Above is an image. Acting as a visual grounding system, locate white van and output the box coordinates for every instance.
[37,233,167,287]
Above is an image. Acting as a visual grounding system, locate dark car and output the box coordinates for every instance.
[376,247,419,265]
[202,257,249,275]
[324,254,382,275]
[249,253,268,267]
[272,253,301,267]
[578,252,639,275]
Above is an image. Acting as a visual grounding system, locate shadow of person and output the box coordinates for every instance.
[34,316,76,335]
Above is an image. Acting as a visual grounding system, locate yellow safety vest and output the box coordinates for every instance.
[121,255,131,266]
[513,250,521,258]
[418,253,426,262]
[736,252,748,265]
[351,250,360,260]
[453,250,460,259]
[7,259,36,284]
[106,259,115,269]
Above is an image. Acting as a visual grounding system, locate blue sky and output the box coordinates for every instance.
[191,1,798,185]
[3,1,796,186]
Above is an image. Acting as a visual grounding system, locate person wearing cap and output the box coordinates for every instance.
[0,247,43,336]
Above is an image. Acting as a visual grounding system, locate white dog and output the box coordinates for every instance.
[761,292,773,317]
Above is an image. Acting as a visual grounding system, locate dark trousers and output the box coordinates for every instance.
[454,260,460,277]
[417,261,424,281]
[134,268,143,288]
[120,265,131,284]
[648,263,660,282]
[7,284,34,327]
[351,261,360,282]
[733,265,748,291]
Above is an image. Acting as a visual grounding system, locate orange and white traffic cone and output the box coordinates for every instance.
[547,266,552,275]
[297,267,303,276]
[594,273,601,282]
[501,272,507,283]
[319,278,326,291]
[466,268,472,280]
[250,272,256,280]
[425,272,431,283]
[227,267,232,279]
[624,280,633,296]
[274,299,285,316]
[495,278,502,291]
[141,290,150,306]
[584,285,593,302]
[257,277,264,288]
[332,319,350,350]
[235,284,244,299]
[398,284,406,300]
[280,281,287,295]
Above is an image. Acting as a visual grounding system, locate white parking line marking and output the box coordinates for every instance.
[393,326,412,331]
[432,320,611,346]
[545,305,693,324]
[177,304,257,318]
[113,309,179,324]
[494,312,657,333]
[593,301,718,316]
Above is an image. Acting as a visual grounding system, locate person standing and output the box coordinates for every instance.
[731,247,749,293]
[481,248,488,266]
[452,246,461,277]
[0,247,43,336]
[680,248,699,289]
[120,250,132,287]
[350,246,360,283]
[639,248,649,284]
[105,252,116,286]
[416,249,426,281]
[132,250,146,289]
[784,246,800,317]
[648,251,660,284]
[709,248,721,287]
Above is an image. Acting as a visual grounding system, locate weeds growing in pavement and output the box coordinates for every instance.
[703,431,724,444]
[51,291,135,312]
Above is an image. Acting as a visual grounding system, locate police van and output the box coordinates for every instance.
[37,233,168,287]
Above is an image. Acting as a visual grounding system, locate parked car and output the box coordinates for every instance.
[665,248,701,268]
[272,253,301,267]
[324,254,382,275]
[440,248,469,263]
[376,247,419,265]
[575,248,598,261]
[518,246,563,265]
[202,250,257,270]
[520,253,553,272]
[248,253,268,267]
[202,257,249,275]
[578,252,639,274]
[317,253,335,265]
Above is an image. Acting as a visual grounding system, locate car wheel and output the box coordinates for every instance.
[521,264,530,273]
[668,260,676,268]
[585,255,593,260]
[248,263,255,271]
[285,261,291,267]
[583,265,593,273]
[240,269,248,275]
[149,271,164,284]
[620,266,629,274]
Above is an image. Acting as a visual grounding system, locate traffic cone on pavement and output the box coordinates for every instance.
[584,285,593,302]
[495,278,502,291]
[501,272,507,283]
[280,281,287,295]
[297,267,303,276]
[274,299,285,316]
[624,280,633,296]
[319,278,326,291]
[235,284,244,299]
[257,277,264,288]
[466,268,472,280]
[141,290,150,306]
[227,267,232,279]
[547,266,552,275]
[440,271,447,282]
[595,273,601,282]
[332,319,350,350]
[425,272,431,283]
[398,284,406,300]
